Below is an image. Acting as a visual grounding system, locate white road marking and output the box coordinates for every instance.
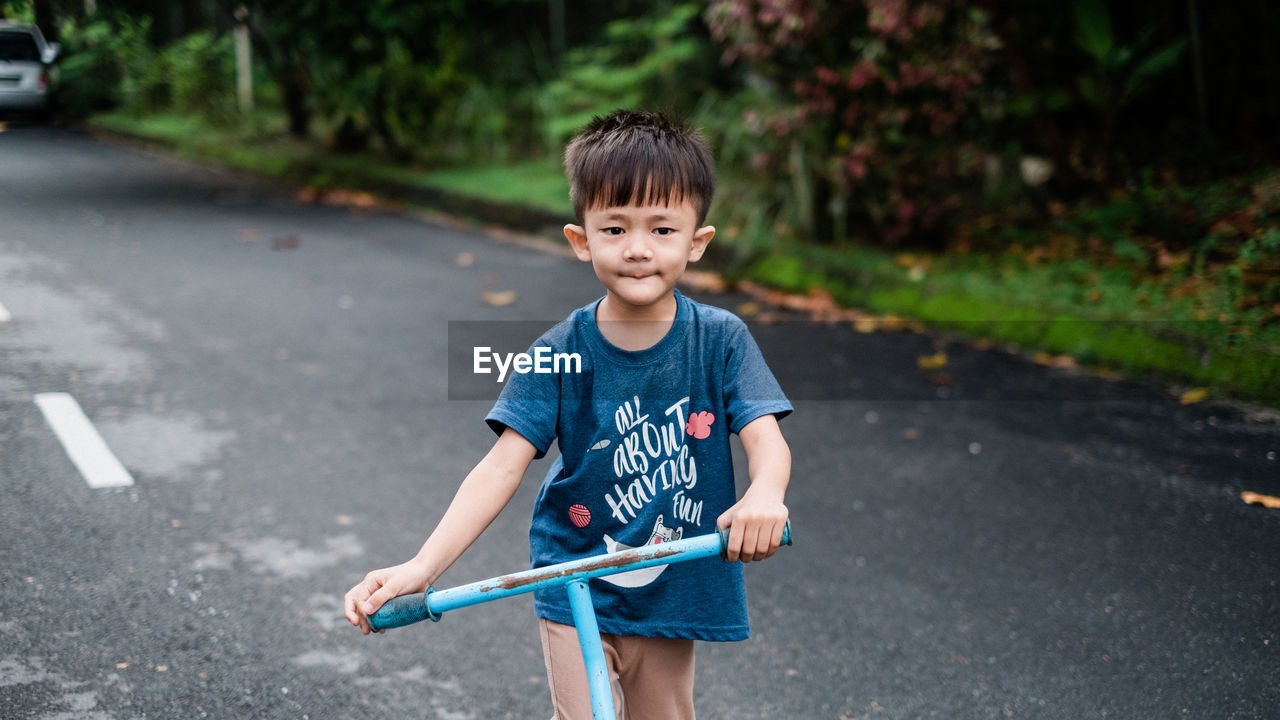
[33,392,135,488]
[0,301,11,323]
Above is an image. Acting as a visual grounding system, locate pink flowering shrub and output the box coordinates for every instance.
[705,0,997,247]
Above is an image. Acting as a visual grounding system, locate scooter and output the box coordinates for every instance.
[368,522,793,719]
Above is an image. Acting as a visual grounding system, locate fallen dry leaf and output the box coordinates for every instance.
[1034,352,1078,369]
[679,270,728,293]
[1089,367,1127,382]
[323,189,379,208]
[272,234,300,251]
[878,315,907,332]
[733,280,885,325]
[1179,388,1210,405]
[856,315,926,334]
[917,352,948,370]
[737,301,761,317]
[455,252,476,267]
[480,290,518,307]
[238,229,261,243]
[796,286,840,315]
[1241,491,1280,509]
[295,187,394,211]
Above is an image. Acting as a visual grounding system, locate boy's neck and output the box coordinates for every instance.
[596,292,678,351]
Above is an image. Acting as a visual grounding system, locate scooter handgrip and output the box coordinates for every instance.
[718,519,793,560]
[367,589,441,631]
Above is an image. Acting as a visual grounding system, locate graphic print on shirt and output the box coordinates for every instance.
[685,411,715,439]
[600,515,683,588]
[600,395,710,527]
[568,503,592,528]
[594,395,714,587]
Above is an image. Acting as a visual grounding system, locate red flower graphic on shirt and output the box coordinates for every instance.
[685,411,715,439]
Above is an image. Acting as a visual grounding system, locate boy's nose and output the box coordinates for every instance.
[623,238,653,261]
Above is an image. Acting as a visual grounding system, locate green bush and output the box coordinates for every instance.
[51,18,235,123]
[370,34,473,161]
[705,0,999,249]
[52,14,152,119]
[0,1,33,23]
[158,31,237,124]
[537,3,716,152]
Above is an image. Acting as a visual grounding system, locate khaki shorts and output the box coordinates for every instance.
[539,618,696,720]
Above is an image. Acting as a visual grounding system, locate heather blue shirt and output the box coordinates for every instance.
[485,291,792,641]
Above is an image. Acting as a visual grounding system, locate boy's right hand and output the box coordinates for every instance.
[343,559,434,635]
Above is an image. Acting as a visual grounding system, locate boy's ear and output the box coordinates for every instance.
[564,223,591,262]
[688,225,715,262]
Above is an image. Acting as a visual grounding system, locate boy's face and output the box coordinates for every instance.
[564,198,714,316]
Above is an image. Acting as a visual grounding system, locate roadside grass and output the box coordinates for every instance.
[404,162,570,215]
[86,110,1279,405]
[743,245,1280,402]
[91,109,316,178]
[90,110,572,215]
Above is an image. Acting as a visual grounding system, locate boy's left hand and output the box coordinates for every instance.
[716,492,789,563]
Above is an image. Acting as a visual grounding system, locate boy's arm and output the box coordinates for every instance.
[343,427,538,634]
[716,413,791,563]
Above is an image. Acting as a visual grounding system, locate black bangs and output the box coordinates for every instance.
[565,110,716,224]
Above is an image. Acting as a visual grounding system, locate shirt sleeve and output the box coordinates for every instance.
[484,342,563,459]
[722,319,793,434]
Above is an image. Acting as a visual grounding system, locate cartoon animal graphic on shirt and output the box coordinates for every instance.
[600,515,684,588]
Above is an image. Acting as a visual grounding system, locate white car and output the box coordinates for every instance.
[0,22,60,115]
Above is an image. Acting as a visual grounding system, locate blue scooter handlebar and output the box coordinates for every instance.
[367,521,792,632]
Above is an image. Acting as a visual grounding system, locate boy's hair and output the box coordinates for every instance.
[564,110,716,225]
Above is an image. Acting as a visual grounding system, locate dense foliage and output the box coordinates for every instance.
[706,0,998,248]
[4,0,1278,292]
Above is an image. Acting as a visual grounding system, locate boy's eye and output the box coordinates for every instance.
[602,227,625,236]
[653,227,675,236]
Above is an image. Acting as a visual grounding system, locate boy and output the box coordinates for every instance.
[344,110,792,719]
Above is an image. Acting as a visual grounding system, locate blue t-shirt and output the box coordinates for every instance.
[485,290,792,641]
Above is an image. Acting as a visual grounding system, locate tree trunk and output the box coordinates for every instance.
[282,54,310,138]
[370,82,409,162]
[33,0,56,40]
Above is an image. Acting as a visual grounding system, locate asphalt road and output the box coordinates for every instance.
[1,125,1277,719]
